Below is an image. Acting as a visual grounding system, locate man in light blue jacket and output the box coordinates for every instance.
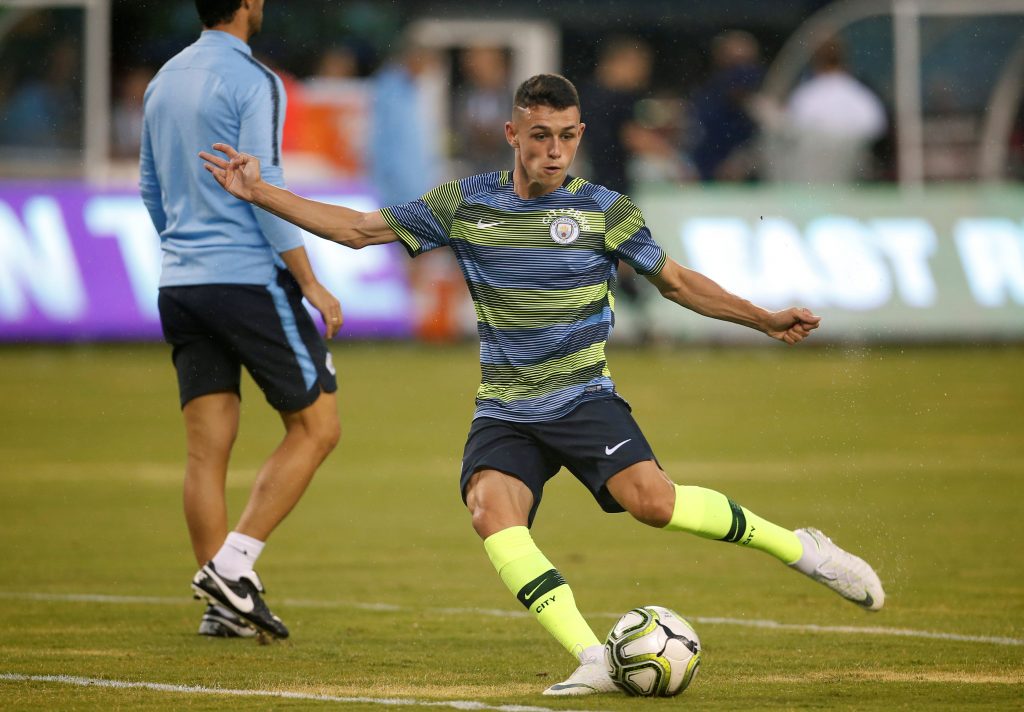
[140,0,341,641]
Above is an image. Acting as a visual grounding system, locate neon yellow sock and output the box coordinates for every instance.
[483,526,600,659]
[664,485,802,564]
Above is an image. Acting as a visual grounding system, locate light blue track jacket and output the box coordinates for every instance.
[140,30,303,287]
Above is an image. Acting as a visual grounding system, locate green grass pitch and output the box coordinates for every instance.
[1,342,1022,710]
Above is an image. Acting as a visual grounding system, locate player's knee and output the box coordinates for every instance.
[467,496,510,539]
[312,416,341,455]
[185,433,235,468]
[291,410,340,457]
[625,490,674,528]
[469,502,495,538]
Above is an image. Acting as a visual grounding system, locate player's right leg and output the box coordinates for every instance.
[461,418,617,696]
[466,471,616,696]
[182,392,240,565]
[160,287,262,637]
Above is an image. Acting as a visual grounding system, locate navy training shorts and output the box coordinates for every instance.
[158,268,338,411]
[460,397,659,526]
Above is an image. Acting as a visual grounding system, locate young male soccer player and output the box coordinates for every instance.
[200,73,885,693]
[141,0,341,640]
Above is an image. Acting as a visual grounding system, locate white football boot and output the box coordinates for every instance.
[792,527,885,611]
[543,646,619,696]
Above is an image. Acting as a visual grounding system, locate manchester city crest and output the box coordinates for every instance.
[549,216,581,245]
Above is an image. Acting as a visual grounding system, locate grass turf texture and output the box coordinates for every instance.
[1,342,1022,710]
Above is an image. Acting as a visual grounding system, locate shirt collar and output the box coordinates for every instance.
[198,30,251,56]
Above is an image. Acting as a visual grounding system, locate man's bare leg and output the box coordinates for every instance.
[235,389,340,541]
[182,391,240,566]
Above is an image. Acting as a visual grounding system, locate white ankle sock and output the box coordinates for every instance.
[210,531,265,580]
[579,643,604,664]
[791,529,824,575]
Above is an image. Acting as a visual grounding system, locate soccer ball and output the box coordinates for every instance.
[604,605,702,696]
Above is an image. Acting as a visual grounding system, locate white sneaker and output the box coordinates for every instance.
[543,651,619,696]
[793,527,885,611]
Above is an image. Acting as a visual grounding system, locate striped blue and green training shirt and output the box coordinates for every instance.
[381,171,667,422]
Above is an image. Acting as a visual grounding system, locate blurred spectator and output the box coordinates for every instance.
[626,96,694,184]
[451,45,512,175]
[111,66,154,159]
[316,46,360,79]
[369,41,442,205]
[581,37,682,345]
[580,36,654,193]
[690,30,764,182]
[1010,105,1024,181]
[0,39,81,150]
[767,36,886,183]
[371,40,469,342]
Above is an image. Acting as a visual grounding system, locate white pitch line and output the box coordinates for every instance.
[2,590,1021,647]
[688,616,1024,647]
[0,674,595,712]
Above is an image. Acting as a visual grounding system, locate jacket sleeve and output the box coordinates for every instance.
[138,111,167,234]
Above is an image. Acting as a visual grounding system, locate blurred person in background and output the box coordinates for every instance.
[369,39,442,205]
[372,39,465,341]
[765,36,886,183]
[690,30,764,182]
[452,45,512,176]
[140,0,341,641]
[111,66,154,159]
[1011,106,1024,180]
[579,36,653,194]
[201,73,884,697]
[581,37,678,344]
[315,45,360,79]
[0,38,81,151]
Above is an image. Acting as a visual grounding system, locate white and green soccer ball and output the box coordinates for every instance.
[604,605,702,697]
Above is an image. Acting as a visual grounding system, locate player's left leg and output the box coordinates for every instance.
[605,462,885,610]
[234,389,340,541]
[606,461,803,560]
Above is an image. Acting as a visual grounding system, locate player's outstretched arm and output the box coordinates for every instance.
[646,257,821,344]
[199,143,397,249]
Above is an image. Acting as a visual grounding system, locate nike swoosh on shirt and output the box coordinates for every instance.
[476,219,503,229]
[605,439,632,455]
[204,568,254,613]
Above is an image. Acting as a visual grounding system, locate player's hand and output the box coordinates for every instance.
[199,143,262,202]
[763,307,821,345]
[302,281,344,339]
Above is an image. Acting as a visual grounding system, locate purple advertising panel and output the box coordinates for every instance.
[0,182,412,341]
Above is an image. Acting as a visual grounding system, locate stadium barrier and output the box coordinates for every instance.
[0,183,410,341]
[1,182,1022,342]
[635,184,1024,342]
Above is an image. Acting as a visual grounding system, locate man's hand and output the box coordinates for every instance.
[199,143,262,202]
[302,281,344,339]
[763,307,821,345]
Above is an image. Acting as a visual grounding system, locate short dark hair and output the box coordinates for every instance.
[195,0,243,28]
[812,37,846,72]
[513,74,580,112]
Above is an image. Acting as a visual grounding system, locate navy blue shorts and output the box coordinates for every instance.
[460,397,659,526]
[158,268,338,411]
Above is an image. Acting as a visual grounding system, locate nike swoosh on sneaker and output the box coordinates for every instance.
[204,568,255,613]
[476,219,502,229]
[547,683,597,692]
[604,439,632,455]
